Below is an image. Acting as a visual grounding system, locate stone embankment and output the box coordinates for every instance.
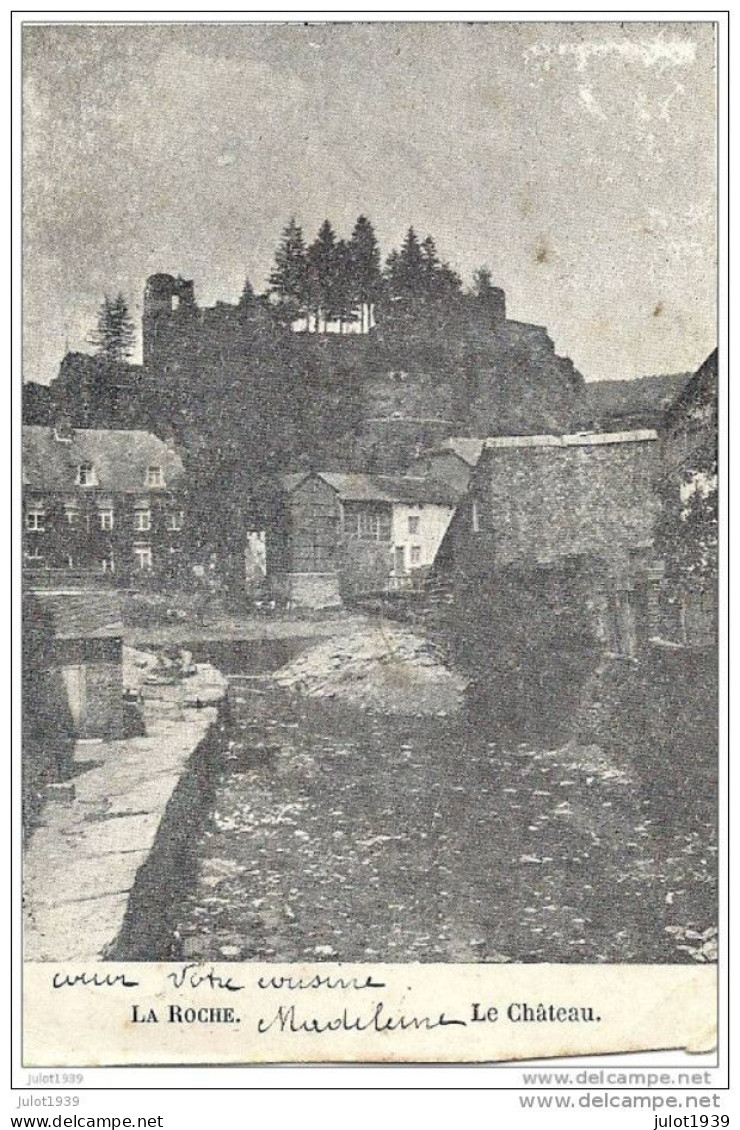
[24,652,228,962]
[272,617,467,715]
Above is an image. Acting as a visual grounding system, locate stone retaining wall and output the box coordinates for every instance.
[24,662,228,962]
[109,694,228,960]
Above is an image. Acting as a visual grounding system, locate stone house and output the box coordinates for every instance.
[269,471,458,607]
[434,429,661,657]
[23,424,186,584]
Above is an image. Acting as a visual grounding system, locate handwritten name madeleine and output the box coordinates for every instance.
[255,1000,601,1035]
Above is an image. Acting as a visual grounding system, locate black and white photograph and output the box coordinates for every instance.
[17,16,721,1068]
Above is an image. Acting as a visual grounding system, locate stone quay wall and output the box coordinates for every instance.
[23,660,228,963]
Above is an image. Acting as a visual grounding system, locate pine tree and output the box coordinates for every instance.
[348,215,382,332]
[238,277,256,311]
[88,293,135,363]
[397,226,424,293]
[437,260,462,295]
[307,220,340,332]
[420,235,441,301]
[268,218,308,321]
[384,248,401,285]
[420,234,440,272]
[333,239,355,333]
[421,235,462,301]
[385,228,461,320]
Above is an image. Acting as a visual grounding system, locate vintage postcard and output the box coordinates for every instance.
[17,16,722,1068]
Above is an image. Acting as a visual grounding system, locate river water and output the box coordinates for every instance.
[173,649,716,965]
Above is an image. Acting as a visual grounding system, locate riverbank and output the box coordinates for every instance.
[23,658,227,962]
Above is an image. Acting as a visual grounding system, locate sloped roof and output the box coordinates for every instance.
[281,471,457,506]
[23,591,123,640]
[584,373,692,423]
[23,427,185,493]
[373,474,458,505]
[318,473,395,502]
[664,349,718,425]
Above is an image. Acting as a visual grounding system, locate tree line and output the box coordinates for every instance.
[266,215,499,332]
[85,216,501,362]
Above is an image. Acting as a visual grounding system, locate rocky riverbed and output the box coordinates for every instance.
[173,621,716,965]
[271,618,467,715]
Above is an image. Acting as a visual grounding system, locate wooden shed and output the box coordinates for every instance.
[268,474,343,609]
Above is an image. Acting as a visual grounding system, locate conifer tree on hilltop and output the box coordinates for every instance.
[238,277,256,313]
[420,234,440,277]
[307,220,341,332]
[88,292,136,364]
[333,239,356,333]
[385,227,462,316]
[268,217,308,322]
[386,226,424,300]
[420,235,462,301]
[267,215,469,333]
[348,215,382,332]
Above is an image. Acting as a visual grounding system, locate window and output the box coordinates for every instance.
[166,510,184,531]
[77,462,96,486]
[99,509,114,531]
[408,515,420,534]
[357,510,379,538]
[134,508,151,532]
[471,498,481,533]
[26,506,45,532]
[410,546,421,566]
[25,546,43,562]
[134,545,152,571]
[101,556,115,573]
[344,503,392,542]
[146,465,164,487]
[64,504,79,526]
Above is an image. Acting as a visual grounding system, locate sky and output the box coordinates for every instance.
[22,20,717,385]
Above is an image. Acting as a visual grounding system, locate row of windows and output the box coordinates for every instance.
[344,509,392,542]
[25,545,154,571]
[74,463,167,488]
[339,504,426,541]
[25,508,183,532]
[392,545,423,568]
[345,514,422,537]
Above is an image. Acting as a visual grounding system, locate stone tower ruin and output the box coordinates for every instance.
[142,273,196,367]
